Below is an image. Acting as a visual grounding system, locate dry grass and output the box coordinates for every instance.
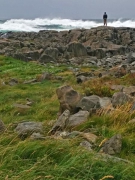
[99,103,134,127]
[100,175,114,180]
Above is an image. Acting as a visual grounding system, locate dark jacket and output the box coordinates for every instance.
[103,14,107,19]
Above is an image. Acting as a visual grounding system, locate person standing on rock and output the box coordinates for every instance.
[103,12,108,26]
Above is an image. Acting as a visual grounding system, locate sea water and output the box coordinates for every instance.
[0,18,135,32]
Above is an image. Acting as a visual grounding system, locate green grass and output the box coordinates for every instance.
[0,55,135,179]
[0,139,134,180]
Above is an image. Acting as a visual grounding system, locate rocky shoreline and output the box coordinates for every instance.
[1,26,135,83]
[0,26,135,62]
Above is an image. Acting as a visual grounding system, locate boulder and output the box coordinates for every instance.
[127,52,135,63]
[76,95,101,113]
[13,52,28,61]
[90,48,107,59]
[45,47,59,59]
[39,53,56,63]
[56,85,81,114]
[123,86,135,96]
[49,109,70,134]
[49,110,90,133]
[99,97,112,109]
[23,50,41,60]
[100,134,122,155]
[67,42,87,57]
[66,110,90,128]
[112,92,132,107]
[15,121,43,139]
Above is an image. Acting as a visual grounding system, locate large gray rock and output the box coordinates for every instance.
[76,95,101,112]
[56,85,81,114]
[23,50,41,60]
[90,48,106,59]
[67,42,87,57]
[112,92,132,107]
[45,47,59,59]
[100,134,122,155]
[49,110,89,133]
[0,39,9,48]
[15,121,43,138]
[13,52,28,61]
[49,109,70,135]
[39,53,55,63]
[66,110,90,128]
[123,86,135,96]
[127,52,135,63]
[99,97,112,109]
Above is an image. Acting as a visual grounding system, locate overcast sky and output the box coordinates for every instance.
[0,0,134,19]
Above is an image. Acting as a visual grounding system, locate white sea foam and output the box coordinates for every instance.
[0,18,135,32]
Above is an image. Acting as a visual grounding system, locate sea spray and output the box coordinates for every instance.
[0,18,135,32]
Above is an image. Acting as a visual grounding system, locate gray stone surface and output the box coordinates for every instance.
[56,85,81,114]
[15,121,43,138]
[112,92,132,107]
[49,109,70,134]
[67,110,90,128]
[100,134,122,155]
[80,141,93,151]
[77,95,101,112]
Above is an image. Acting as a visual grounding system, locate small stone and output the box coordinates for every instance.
[80,141,93,151]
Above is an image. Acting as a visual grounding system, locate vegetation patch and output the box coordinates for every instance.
[0,56,135,179]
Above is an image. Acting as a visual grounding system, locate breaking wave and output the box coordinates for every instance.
[0,18,135,32]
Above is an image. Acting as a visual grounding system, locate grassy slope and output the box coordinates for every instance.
[0,56,135,180]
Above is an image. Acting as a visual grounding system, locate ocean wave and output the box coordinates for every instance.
[0,18,135,32]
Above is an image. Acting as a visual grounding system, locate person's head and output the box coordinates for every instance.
[104,12,106,14]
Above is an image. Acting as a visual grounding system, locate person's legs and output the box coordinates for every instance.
[104,19,107,26]
[105,19,107,26]
[104,19,106,26]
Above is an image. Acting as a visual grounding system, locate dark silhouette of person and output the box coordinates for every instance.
[103,12,108,26]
